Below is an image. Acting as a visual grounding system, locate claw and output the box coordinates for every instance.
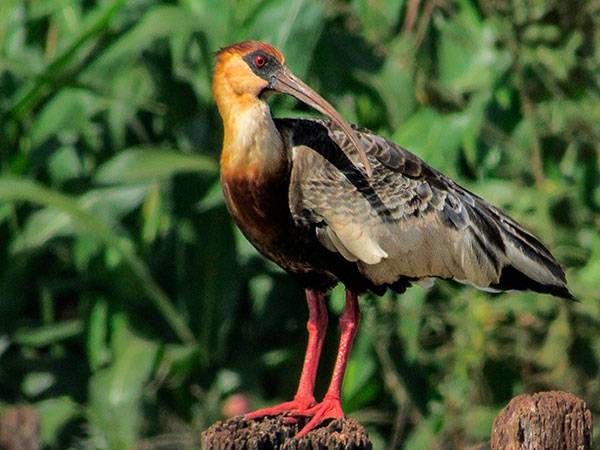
[244,395,344,437]
[292,395,344,437]
[244,396,316,420]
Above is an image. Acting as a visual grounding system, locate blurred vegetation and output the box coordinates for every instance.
[0,0,599,448]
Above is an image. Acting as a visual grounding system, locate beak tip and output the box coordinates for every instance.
[360,155,373,178]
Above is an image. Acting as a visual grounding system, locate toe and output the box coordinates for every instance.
[294,397,344,437]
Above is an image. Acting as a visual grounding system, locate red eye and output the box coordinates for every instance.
[255,55,266,67]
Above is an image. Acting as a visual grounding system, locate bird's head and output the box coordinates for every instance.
[213,41,285,99]
[213,41,371,176]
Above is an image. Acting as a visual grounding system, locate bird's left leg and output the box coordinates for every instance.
[293,288,360,437]
[245,288,328,419]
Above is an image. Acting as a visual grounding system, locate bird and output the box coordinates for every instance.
[212,40,573,437]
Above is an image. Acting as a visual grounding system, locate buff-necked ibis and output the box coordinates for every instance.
[212,41,573,437]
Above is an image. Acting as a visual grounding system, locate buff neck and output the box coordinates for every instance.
[214,68,288,179]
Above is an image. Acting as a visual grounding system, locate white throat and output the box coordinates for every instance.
[223,100,286,174]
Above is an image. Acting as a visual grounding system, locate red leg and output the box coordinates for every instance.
[246,288,328,419]
[294,289,360,437]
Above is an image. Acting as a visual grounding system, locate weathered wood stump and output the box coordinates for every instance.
[491,391,592,450]
[202,415,372,450]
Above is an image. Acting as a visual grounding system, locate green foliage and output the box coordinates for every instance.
[0,0,599,448]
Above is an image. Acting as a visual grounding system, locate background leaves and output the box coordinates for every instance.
[0,0,599,449]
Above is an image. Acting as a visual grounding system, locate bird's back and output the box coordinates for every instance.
[278,118,573,300]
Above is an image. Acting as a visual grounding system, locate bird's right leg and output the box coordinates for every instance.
[245,288,328,418]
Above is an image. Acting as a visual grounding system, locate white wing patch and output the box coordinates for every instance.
[317,217,388,264]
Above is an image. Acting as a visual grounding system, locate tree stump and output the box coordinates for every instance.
[491,391,592,450]
[202,415,372,450]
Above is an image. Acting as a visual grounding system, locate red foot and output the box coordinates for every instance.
[244,395,316,420]
[291,395,344,437]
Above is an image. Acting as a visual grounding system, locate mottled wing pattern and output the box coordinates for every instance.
[278,118,572,299]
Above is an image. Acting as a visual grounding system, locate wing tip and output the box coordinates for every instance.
[546,284,577,302]
[492,264,576,301]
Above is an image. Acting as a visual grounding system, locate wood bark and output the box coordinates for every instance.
[491,391,592,450]
[202,416,372,450]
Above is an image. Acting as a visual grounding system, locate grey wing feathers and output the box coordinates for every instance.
[281,118,573,300]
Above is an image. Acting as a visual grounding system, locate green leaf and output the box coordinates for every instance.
[13,320,83,347]
[10,0,127,119]
[23,372,55,397]
[523,24,561,43]
[392,108,463,173]
[12,208,75,251]
[329,283,346,316]
[537,306,570,369]
[88,314,158,450]
[37,396,82,448]
[244,0,325,78]
[30,88,104,147]
[351,0,404,42]
[465,405,502,441]
[249,274,274,317]
[96,147,217,184]
[105,66,155,148]
[344,331,377,408]
[535,46,569,80]
[195,179,225,213]
[181,0,234,52]
[82,5,197,82]
[81,185,149,224]
[370,36,416,128]
[404,414,442,450]
[397,287,426,362]
[47,145,84,184]
[438,3,509,93]
[459,90,491,170]
[140,183,164,245]
[25,0,73,20]
[12,185,148,252]
[162,344,201,384]
[0,177,194,344]
[88,298,110,372]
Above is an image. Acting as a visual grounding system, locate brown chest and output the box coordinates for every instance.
[220,170,292,247]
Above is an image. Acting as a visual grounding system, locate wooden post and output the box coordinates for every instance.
[491,391,592,450]
[204,391,593,449]
[202,416,372,450]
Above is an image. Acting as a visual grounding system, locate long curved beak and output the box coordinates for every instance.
[270,67,372,178]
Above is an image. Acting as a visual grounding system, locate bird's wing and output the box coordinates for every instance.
[280,118,572,299]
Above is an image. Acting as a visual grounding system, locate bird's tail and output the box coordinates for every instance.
[486,206,574,300]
